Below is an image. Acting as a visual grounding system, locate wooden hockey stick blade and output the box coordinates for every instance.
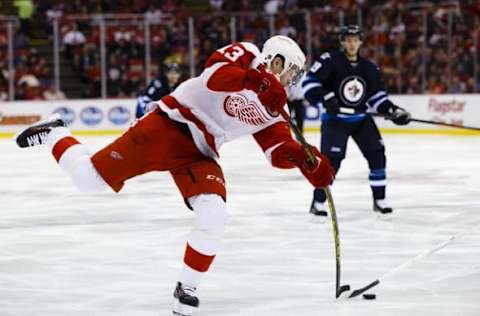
[348,280,380,298]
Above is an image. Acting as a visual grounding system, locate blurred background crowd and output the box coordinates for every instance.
[0,0,479,100]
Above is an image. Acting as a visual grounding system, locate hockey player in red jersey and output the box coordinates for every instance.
[16,35,334,316]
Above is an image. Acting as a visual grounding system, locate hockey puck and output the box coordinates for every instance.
[362,294,376,300]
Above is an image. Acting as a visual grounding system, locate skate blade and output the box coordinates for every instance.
[309,214,328,224]
[172,300,196,316]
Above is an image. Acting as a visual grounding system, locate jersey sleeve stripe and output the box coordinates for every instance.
[239,42,261,56]
[301,76,321,86]
[369,96,388,111]
[264,141,286,164]
[367,91,387,103]
[302,82,323,95]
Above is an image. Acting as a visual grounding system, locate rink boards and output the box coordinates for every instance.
[0,94,479,137]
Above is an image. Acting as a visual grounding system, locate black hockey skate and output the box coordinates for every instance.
[309,199,328,217]
[373,200,393,214]
[15,115,65,148]
[172,282,199,316]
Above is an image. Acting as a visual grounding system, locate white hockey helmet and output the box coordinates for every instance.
[261,35,306,85]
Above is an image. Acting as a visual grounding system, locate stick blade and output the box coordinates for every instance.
[336,284,350,298]
[348,280,380,298]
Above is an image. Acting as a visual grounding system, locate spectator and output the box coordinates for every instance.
[14,82,27,100]
[107,54,123,96]
[45,4,64,36]
[427,77,446,94]
[264,0,282,15]
[0,60,8,85]
[144,4,163,23]
[17,72,40,88]
[0,87,8,101]
[447,75,467,94]
[43,85,66,100]
[29,1,480,97]
[13,30,30,50]
[63,24,86,59]
[209,0,224,11]
[14,0,35,37]
[0,66,8,101]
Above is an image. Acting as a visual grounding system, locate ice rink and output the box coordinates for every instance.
[1,131,479,316]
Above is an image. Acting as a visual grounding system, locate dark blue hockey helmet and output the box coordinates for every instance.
[338,25,364,42]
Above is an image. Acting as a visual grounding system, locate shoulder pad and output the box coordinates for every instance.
[239,42,261,56]
[319,52,332,60]
[153,80,163,88]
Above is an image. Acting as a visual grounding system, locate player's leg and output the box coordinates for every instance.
[352,117,392,214]
[174,194,226,315]
[171,160,227,315]
[15,115,109,193]
[311,120,350,216]
[15,109,197,194]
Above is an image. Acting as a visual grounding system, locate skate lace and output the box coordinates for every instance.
[181,284,196,297]
[26,131,49,146]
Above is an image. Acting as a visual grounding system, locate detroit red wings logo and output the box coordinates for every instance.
[223,94,270,126]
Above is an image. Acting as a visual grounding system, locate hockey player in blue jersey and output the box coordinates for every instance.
[135,63,183,118]
[302,25,411,216]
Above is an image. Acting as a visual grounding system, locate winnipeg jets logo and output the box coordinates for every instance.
[339,76,366,106]
[223,94,270,126]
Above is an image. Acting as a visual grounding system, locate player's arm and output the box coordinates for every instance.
[204,42,262,92]
[301,52,338,114]
[205,43,287,113]
[136,78,168,118]
[366,65,411,125]
[253,122,334,188]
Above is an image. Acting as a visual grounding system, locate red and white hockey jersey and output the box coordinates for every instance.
[155,42,293,162]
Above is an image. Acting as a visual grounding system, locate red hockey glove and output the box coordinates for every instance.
[245,67,287,113]
[271,141,335,188]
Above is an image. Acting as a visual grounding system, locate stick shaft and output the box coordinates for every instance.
[372,113,480,131]
[348,280,380,298]
[409,118,480,131]
[279,109,346,298]
[349,222,480,299]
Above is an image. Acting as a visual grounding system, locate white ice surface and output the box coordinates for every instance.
[0,133,480,316]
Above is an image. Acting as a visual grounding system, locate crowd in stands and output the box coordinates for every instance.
[0,0,479,100]
[0,26,57,101]
[0,0,63,101]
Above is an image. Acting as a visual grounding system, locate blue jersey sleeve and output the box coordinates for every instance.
[301,52,334,105]
[365,64,394,114]
[135,77,169,118]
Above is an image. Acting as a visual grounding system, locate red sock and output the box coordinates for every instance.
[183,243,216,273]
[52,137,80,162]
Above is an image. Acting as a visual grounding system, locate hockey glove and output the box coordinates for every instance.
[323,92,339,115]
[245,66,287,114]
[389,105,411,125]
[271,140,335,188]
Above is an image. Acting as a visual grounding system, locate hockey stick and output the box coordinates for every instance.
[373,113,480,131]
[279,108,350,298]
[348,227,474,298]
